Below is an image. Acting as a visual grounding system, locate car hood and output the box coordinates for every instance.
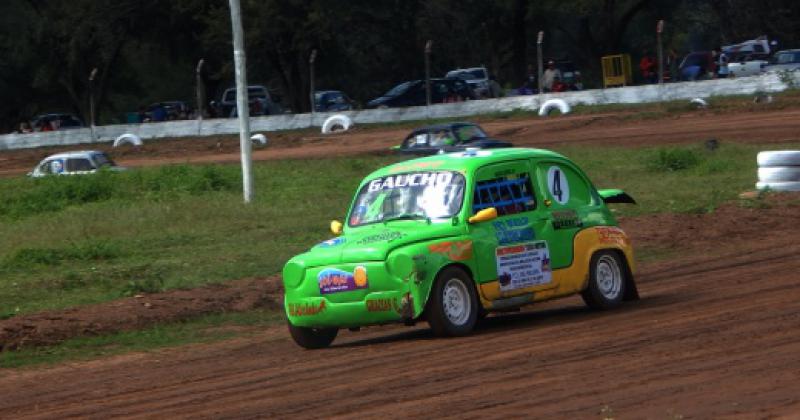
[293,221,463,267]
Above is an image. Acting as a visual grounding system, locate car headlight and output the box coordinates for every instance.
[283,261,305,289]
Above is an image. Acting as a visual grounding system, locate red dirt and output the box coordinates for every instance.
[2,107,800,177]
[1,194,799,418]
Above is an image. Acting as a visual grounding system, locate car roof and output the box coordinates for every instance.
[365,148,567,180]
[411,122,477,132]
[775,49,800,53]
[43,150,105,160]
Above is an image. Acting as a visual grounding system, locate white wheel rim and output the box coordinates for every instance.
[443,278,471,326]
[596,255,622,300]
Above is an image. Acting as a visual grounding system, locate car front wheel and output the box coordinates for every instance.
[427,266,479,336]
[287,322,338,349]
[581,251,626,310]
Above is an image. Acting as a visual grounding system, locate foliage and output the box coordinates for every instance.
[648,147,702,171]
[3,0,800,130]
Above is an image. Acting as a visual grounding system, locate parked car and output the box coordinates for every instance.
[30,113,84,131]
[766,49,800,72]
[445,66,490,97]
[28,151,124,178]
[367,78,476,108]
[394,122,512,155]
[726,52,769,78]
[217,85,283,117]
[282,147,639,348]
[678,51,714,81]
[314,90,355,112]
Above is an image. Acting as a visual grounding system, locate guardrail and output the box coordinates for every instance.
[2,71,797,151]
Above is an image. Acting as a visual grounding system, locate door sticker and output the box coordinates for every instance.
[50,159,64,174]
[547,166,570,204]
[496,241,552,292]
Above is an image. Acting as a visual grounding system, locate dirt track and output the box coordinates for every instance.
[2,107,800,177]
[1,196,799,418]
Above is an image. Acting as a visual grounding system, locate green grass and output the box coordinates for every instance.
[1,142,798,318]
[0,309,281,369]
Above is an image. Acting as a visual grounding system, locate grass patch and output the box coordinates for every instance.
[0,309,281,369]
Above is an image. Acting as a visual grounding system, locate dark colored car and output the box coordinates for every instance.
[367,78,476,108]
[30,113,84,131]
[147,101,190,121]
[314,90,355,112]
[394,122,512,155]
[216,85,283,117]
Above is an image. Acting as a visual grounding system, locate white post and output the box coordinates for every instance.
[228,0,253,203]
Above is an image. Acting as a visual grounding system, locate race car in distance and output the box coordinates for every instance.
[282,148,639,349]
[28,150,124,177]
[393,122,512,155]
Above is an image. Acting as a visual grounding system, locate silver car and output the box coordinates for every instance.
[766,50,800,73]
[29,151,125,178]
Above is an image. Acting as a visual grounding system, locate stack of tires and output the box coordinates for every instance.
[757,151,800,191]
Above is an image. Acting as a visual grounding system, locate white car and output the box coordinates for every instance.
[29,151,124,178]
[766,49,800,73]
[445,67,490,98]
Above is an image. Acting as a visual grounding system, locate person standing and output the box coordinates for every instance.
[542,60,562,92]
[717,47,730,78]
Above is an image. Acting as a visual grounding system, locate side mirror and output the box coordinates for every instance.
[468,207,498,224]
[330,220,343,235]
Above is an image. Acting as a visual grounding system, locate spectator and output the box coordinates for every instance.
[151,104,167,122]
[639,53,657,83]
[542,60,562,92]
[717,47,730,78]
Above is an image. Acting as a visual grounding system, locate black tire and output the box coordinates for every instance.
[287,322,338,349]
[426,266,479,336]
[581,251,626,310]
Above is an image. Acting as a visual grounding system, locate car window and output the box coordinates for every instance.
[429,129,455,147]
[386,82,412,97]
[66,158,95,172]
[467,69,487,79]
[535,161,592,207]
[405,133,430,147]
[455,125,487,142]
[92,153,116,167]
[473,169,536,217]
[348,171,466,226]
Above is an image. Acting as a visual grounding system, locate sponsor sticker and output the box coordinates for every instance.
[288,301,326,317]
[318,267,368,294]
[551,209,583,230]
[428,240,473,261]
[493,216,536,245]
[357,231,403,245]
[317,237,346,248]
[366,298,399,312]
[596,226,629,246]
[496,241,552,292]
[367,171,454,192]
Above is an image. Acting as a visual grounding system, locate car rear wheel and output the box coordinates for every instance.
[581,251,626,310]
[427,266,479,336]
[287,322,338,349]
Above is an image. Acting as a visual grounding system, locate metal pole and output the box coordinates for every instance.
[309,49,317,116]
[425,40,432,116]
[196,59,205,121]
[228,0,253,203]
[88,68,98,140]
[536,31,544,96]
[657,20,665,84]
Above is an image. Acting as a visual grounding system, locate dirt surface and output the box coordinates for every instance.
[1,194,799,418]
[3,107,800,177]
[0,277,282,351]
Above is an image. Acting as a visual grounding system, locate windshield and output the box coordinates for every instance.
[385,82,413,97]
[349,171,466,227]
[92,153,116,167]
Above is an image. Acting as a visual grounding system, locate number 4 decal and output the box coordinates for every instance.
[547,166,570,204]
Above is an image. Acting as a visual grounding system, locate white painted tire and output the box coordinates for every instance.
[538,99,571,116]
[251,133,268,146]
[113,133,143,147]
[690,98,708,108]
[758,167,800,183]
[757,151,800,167]
[321,114,353,134]
[756,181,800,192]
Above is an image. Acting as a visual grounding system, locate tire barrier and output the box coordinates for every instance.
[112,133,143,147]
[251,133,268,146]
[756,150,800,192]
[538,99,571,116]
[690,98,708,108]
[321,114,353,134]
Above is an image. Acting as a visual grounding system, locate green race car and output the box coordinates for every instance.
[283,148,638,349]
